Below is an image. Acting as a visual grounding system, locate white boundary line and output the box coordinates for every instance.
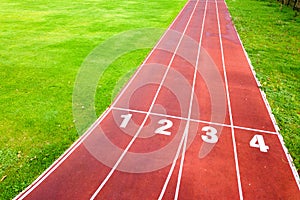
[215,0,243,199]
[90,1,201,198]
[112,106,278,135]
[231,125,276,135]
[223,0,300,189]
[14,1,192,199]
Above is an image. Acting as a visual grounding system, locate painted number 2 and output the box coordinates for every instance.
[201,126,218,144]
[250,134,269,152]
[155,119,173,136]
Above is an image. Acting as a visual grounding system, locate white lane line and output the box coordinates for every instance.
[175,0,208,199]
[231,125,276,135]
[157,125,186,200]
[113,107,186,121]
[215,0,243,199]
[90,1,201,199]
[174,126,189,200]
[158,0,208,198]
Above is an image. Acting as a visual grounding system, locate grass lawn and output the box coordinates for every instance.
[0,0,299,199]
[0,0,186,199]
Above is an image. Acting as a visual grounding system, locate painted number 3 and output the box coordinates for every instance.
[201,126,218,144]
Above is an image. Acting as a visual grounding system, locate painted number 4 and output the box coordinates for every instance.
[250,134,269,152]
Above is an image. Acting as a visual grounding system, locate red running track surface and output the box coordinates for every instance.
[15,0,300,199]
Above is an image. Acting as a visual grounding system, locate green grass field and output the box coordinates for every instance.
[0,0,299,199]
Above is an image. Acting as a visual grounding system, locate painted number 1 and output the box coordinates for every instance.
[250,134,269,152]
[120,114,132,128]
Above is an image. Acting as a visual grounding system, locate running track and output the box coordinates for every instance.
[15,0,300,199]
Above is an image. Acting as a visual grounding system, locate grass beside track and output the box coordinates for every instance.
[0,0,299,199]
[0,1,186,199]
[226,0,299,170]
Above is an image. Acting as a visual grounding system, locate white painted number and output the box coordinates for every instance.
[120,114,132,128]
[155,119,173,136]
[250,134,269,152]
[201,126,218,144]
[120,115,173,136]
